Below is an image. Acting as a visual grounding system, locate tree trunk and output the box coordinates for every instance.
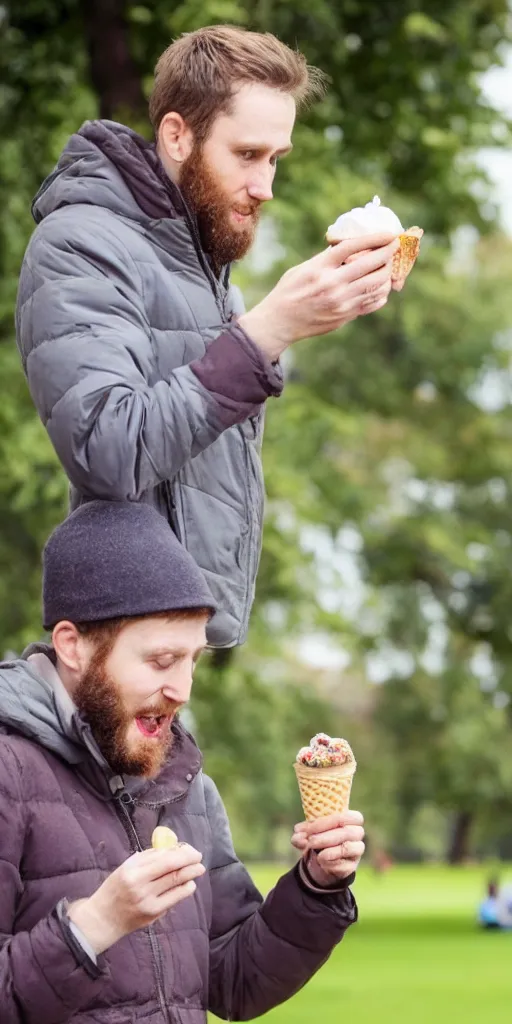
[80,0,146,120]
[447,810,473,864]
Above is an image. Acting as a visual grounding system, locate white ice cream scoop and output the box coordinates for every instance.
[326,195,403,242]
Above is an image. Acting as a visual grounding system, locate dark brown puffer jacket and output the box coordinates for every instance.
[0,648,357,1023]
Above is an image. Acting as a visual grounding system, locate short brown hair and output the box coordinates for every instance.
[75,608,211,652]
[149,25,327,141]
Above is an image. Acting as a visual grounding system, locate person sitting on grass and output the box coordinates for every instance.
[0,500,365,1023]
[478,879,500,929]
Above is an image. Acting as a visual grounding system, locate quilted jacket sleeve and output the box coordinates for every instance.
[15,208,282,501]
[205,776,357,1021]
[0,743,110,1023]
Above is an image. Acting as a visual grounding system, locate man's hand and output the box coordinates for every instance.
[291,810,365,887]
[238,234,399,362]
[68,843,206,955]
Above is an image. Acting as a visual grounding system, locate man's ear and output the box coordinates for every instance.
[158,112,194,165]
[52,621,86,674]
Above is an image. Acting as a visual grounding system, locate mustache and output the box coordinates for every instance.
[233,202,260,216]
[134,700,182,719]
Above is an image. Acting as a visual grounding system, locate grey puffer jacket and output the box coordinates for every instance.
[0,647,357,1023]
[15,121,283,648]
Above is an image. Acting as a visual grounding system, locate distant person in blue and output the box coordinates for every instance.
[496,882,512,930]
[478,879,500,929]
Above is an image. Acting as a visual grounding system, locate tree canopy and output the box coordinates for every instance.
[2,0,512,860]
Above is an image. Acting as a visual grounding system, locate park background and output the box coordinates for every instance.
[2,2,512,1020]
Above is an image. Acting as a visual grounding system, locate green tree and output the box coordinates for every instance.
[2,0,512,857]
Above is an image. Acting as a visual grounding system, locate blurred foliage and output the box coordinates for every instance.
[2,0,512,859]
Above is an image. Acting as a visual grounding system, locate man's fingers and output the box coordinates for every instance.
[360,282,391,306]
[317,840,366,864]
[295,810,364,835]
[341,263,393,307]
[327,262,393,325]
[323,232,399,267]
[128,844,203,885]
[154,878,199,915]
[154,860,206,897]
[308,825,365,849]
[359,281,392,311]
[342,242,397,284]
[360,294,389,316]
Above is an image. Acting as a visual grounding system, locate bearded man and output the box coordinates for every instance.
[0,500,364,1022]
[15,25,398,648]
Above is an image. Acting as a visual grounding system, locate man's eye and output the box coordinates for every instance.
[152,660,174,671]
[240,150,255,161]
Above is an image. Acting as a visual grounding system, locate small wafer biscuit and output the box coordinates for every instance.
[151,826,179,850]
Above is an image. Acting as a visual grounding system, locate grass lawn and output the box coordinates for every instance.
[211,863,512,1024]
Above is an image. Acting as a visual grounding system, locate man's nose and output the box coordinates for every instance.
[162,663,194,705]
[247,173,273,203]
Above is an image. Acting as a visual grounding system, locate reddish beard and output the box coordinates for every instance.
[180,144,261,270]
[74,646,176,778]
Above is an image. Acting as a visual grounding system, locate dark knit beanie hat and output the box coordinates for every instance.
[42,500,216,630]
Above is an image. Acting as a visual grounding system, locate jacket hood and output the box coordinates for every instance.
[32,119,188,226]
[0,644,202,802]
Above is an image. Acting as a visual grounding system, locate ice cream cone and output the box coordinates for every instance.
[326,197,423,292]
[391,227,423,291]
[294,760,356,821]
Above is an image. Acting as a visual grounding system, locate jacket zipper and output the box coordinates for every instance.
[116,792,173,1024]
[171,193,258,642]
[238,436,257,643]
[238,413,266,642]
[180,202,228,320]
[162,204,228,536]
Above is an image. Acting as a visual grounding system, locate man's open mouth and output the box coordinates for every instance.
[135,715,169,738]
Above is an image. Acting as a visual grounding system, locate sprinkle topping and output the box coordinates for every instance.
[296,733,355,768]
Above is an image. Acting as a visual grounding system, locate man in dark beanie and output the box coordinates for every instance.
[0,501,364,1023]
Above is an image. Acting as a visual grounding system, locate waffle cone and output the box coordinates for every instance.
[294,761,356,821]
[391,227,423,291]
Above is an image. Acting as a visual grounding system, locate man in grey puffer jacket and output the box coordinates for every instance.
[0,500,364,1023]
[15,25,399,648]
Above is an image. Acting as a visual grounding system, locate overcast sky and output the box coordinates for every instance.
[481,54,512,231]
